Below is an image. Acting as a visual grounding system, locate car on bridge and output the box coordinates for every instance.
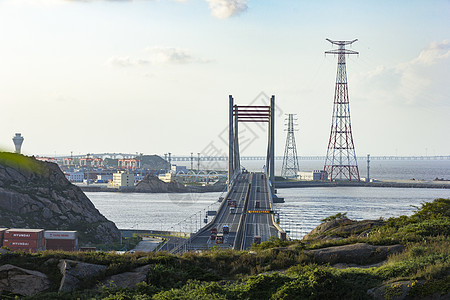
[210,228,217,240]
[216,233,224,244]
[223,225,229,234]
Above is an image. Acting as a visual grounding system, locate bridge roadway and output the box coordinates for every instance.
[241,172,278,250]
[176,172,278,252]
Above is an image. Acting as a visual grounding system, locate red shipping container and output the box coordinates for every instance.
[3,239,40,248]
[4,229,44,240]
[44,231,77,240]
[46,239,77,252]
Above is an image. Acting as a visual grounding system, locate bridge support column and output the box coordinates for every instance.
[268,95,275,192]
[269,95,275,194]
[234,107,240,173]
[228,95,234,189]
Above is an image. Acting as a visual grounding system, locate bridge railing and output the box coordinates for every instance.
[234,175,251,250]
[170,173,241,254]
[263,166,286,239]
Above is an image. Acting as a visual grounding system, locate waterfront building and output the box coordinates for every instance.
[96,174,113,183]
[171,164,188,174]
[297,170,328,181]
[112,171,135,188]
[65,172,84,182]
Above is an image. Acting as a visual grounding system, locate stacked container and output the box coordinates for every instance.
[3,229,45,252]
[44,231,78,251]
[0,228,7,246]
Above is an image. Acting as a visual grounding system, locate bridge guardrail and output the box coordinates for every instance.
[170,172,240,254]
[263,167,285,238]
[234,176,251,250]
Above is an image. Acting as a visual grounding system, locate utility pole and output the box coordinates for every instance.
[197,152,200,172]
[281,114,300,178]
[367,154,370,182]
[190,152,194,170]
[168,152,172,172]
[323,38,360,181]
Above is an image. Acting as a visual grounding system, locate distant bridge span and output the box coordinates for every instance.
[54,153,450,161]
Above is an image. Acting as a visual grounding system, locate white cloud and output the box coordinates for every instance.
[412,39,450,66]
[205,0,247,19]
[108,56,150,67]
[355,40,450,107]
[108,47,211,67]
[146,46,211,64]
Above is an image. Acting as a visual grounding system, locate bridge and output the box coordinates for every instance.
[53,153,450,161]
[171,170,281,253]
[170,95,283,253]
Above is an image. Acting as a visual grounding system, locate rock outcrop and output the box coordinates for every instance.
[58,259,107,292]
[135,175,226,193]
[100,265,152,289]
[303,218,385,241]
[135,175,188,193]
[0,264,50,296]
[0,153,120,244]
[305,243,404,265]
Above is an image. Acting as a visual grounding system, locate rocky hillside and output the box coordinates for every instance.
[0,152,120,244]
[136,155,169,170]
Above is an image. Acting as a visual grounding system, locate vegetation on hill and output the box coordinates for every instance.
[0,198,448,299]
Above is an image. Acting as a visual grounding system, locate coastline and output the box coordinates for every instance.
[77,183,227,193]
[77,180,450,193]
[275,179,450,189]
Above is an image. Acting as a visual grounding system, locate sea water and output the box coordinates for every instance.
[87,159,450,239]
[87,186,450,239]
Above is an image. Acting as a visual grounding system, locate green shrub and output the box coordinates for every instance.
[321,212,348,222]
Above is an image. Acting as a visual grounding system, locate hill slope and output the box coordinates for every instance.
[0,153,120,244]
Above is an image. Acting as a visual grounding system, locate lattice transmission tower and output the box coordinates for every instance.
[323,38,360,181]
[281,114,300,178]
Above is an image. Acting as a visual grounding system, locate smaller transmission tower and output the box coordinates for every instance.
[281,114,300,178]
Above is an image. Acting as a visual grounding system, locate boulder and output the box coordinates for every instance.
[367,280,450,300]
[135,175,187,193]
[303,218,353,240]
[58,259,107,292]
[100,265,152,289]
[0,264,50,296]
[303,219,385,241]
[305,243,404,265]
[367,280,418,300]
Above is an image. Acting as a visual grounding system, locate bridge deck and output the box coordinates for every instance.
[178,172,278,253]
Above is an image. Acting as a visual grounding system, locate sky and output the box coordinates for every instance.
[0,0,449,158]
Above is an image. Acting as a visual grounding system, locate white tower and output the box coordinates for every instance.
[12,133,24,154]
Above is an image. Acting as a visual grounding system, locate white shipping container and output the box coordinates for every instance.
[44,231,77,240]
